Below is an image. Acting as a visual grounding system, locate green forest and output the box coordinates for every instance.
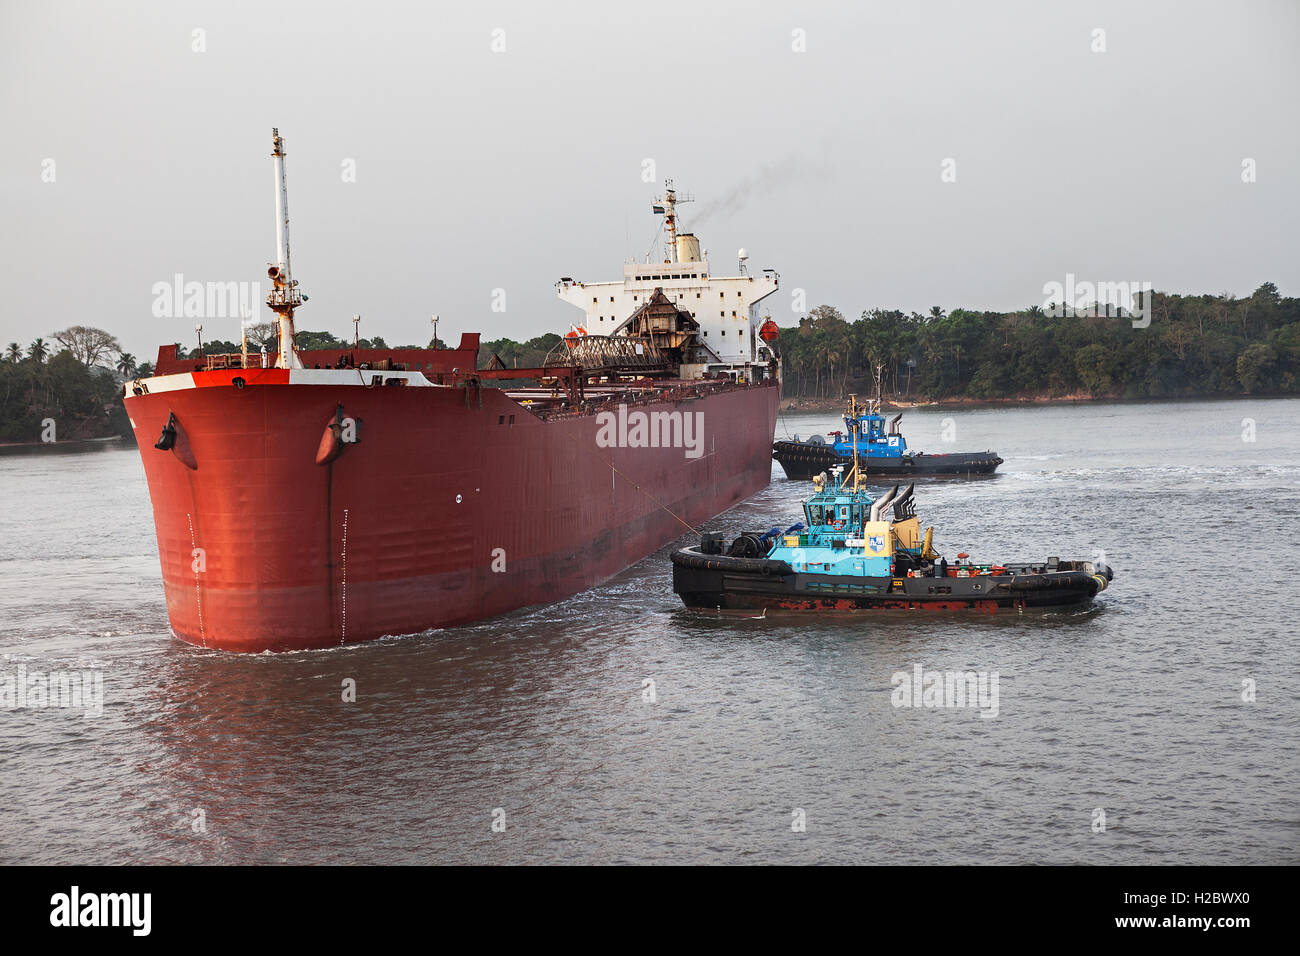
[3,283,1296,444]
[0,330,136,444]
[777,284,1299,403]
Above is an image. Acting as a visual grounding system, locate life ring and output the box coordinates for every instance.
[832,519,845,530]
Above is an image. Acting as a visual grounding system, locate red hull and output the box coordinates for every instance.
[124,376,778,651]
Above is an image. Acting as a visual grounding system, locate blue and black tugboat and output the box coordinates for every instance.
[672,442,1110,614]
[773,392,1001,480]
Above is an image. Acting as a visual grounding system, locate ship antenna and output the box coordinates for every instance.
[267,128,304,369]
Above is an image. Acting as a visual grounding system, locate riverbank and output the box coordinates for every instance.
[778,391,1291,412]
[0,435,128,455]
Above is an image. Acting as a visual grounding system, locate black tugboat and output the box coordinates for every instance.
[773,377,1001,480]
[672,455,1111,615]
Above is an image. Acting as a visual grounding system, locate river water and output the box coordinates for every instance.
[2,398,1297,864]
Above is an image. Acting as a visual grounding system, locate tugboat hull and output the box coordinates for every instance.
[772,441,1001,479]
[671,549,1110,613]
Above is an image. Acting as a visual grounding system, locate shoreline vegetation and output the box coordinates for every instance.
[773,285,1298,409]
[780,391,1297,413]
[3,284,1295,444]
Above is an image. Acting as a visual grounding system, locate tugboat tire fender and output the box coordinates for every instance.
[671,551,792,576]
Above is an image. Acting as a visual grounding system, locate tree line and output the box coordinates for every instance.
[1,328,136,443]
[776,284,1299,402]
[5,283,1294,443]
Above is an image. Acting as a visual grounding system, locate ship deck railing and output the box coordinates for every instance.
[519,377,773,421]
[203,352,268,370]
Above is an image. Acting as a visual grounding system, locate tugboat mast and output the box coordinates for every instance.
[849,393,862,492]
[267,128,304,369]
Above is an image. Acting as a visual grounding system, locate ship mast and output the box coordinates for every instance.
[652,180,693,263]
[267,128,304,369]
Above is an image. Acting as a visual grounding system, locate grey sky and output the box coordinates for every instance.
[2,0,1297,362]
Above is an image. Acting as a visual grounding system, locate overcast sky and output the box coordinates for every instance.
[2,0,1297,362]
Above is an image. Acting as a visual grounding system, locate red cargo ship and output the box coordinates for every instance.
[123,131,782,651]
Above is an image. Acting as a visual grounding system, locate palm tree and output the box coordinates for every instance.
[5,342,21,364]
[25,338,50,408]
[116,352,137,376]
[929,306,946,321]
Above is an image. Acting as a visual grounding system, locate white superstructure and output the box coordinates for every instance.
[556,181,779,377]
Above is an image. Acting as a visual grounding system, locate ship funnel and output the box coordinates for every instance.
[870,485,900,522]
[892,483,916,519]
[894,483,914,509]
[675,233,701,263]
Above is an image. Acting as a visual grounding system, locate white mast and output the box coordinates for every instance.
[266,128,304,369]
